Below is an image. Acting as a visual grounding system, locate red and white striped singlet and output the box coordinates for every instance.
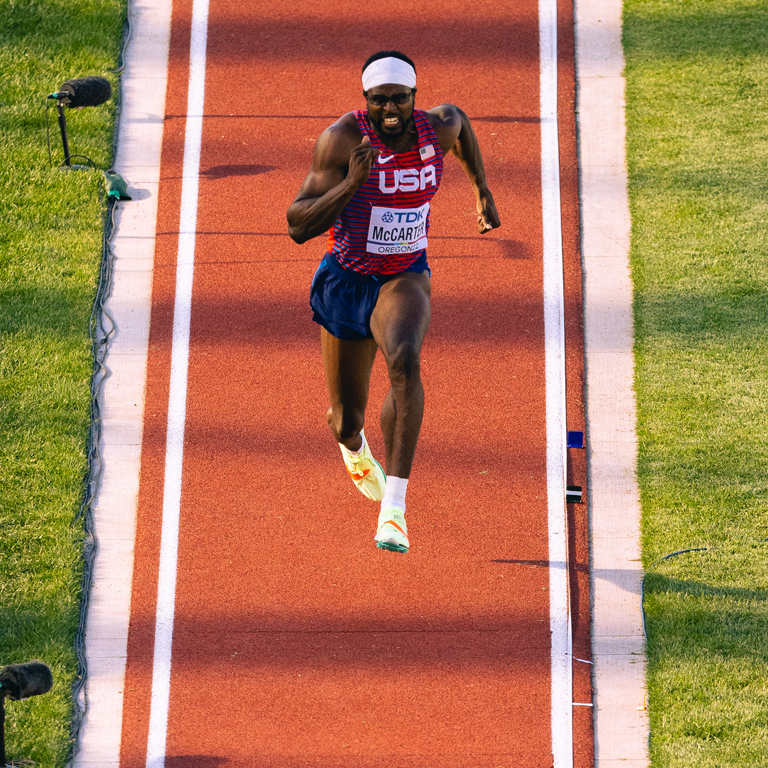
[326,109,444,276]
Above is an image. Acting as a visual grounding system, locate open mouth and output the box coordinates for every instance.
[383,116,400,127]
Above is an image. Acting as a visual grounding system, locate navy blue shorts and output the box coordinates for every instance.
[310,252,431,340]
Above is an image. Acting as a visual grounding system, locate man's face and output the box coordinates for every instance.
[364,84,415,137]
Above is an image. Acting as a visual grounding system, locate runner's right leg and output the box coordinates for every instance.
[321,329,386,501]
[321,328,378,449]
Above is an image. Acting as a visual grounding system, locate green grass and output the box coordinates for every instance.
[0,0,124,764]
[1,0,766,764]
[624,0,768,763]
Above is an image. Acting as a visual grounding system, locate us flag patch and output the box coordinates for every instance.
[419,144,436,161]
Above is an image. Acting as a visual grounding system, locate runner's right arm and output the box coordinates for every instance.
[287,122,379,244]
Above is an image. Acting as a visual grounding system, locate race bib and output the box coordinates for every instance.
[366,202,430,255]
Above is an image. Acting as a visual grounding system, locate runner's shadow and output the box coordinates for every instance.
[430,237,529,259]
[498,239,529,259]
[201,164,276,179]
[166,757,228,768]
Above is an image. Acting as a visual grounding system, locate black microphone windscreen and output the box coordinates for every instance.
[0,661,54,700]
[59,76,112,108]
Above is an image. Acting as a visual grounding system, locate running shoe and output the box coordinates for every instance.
[375,506,409,553]
[339,430,386,502]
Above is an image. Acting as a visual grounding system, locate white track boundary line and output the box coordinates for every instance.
[74,0,172,766]
[145,1,209,765]
[539,0,574,766]
[575,0,649,765]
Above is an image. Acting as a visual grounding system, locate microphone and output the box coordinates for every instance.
[56,76,112,108]
[0,661,53,700]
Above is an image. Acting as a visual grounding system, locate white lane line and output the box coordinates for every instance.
[145,0,209,765]
[539,0,574,766]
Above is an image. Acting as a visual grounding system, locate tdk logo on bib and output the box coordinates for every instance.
[378,165,437,194]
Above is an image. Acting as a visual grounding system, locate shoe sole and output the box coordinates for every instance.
[376,541,408,554]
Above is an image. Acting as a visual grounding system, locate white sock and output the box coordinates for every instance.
[382,476,409,512]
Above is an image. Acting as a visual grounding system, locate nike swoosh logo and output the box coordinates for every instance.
[348,468,371,480]
[378,155,396,164]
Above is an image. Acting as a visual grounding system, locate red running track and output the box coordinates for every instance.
[119,0,591,765]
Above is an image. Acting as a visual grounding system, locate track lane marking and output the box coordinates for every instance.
[145,0,209,765]
[539,0,574,765]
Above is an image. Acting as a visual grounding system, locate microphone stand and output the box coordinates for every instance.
[56,102,72,168]
[56,99,90,171]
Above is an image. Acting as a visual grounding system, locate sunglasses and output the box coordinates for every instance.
[365,91,414,107]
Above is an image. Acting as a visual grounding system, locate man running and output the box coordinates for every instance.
[287,50,500,553]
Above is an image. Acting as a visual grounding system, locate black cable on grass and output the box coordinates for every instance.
[640,547,710,640]
[67,11,132,767]
[112,7,133,76]
[68,174,118,768]
[67,154,99,169]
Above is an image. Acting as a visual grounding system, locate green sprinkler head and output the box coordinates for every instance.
[103,169,132,200]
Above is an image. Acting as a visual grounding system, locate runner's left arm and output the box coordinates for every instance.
[431,105,500,234]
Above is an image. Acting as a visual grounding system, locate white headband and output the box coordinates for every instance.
[362,57,416,91]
